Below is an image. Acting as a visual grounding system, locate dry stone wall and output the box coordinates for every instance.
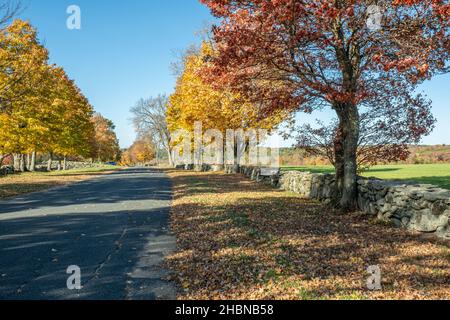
[222,165,450,240]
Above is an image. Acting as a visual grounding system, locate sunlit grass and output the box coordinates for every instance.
[46,165,120,176]
[0,165,121,199]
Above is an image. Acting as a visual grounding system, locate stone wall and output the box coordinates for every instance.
[0,161,112,176]
[358,179,450,239]
[0,166,14,176]
[222,165,450,240]
[36,161,106,171]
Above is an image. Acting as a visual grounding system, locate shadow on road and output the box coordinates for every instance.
[0,168,172,214]
[0,168,176,300]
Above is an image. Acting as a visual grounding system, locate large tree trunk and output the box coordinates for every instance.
[13,153,20,172]
[166,146,174,168]
[333,124,345,203]
[0,154,5,167]
[26,154,31,171]
[47,153,53,172]
[63,156,67,170]
[19,154,26,172]
[30,151,36,172]
[338,105,360,212]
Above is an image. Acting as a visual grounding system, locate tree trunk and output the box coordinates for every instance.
[333,124,345,204]
[47,153,53,172]
[233,138,239,173]
[30,151,36,172]
[63,156,67,170]
[19,154,26,172]
[338,105,360,212]
[166,146,174,168]
[26,154,31,171]
[13,153,20,172]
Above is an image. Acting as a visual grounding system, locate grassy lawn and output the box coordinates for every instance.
[282,164,450,190]
[0,165,121,200]
[166,170,450,300]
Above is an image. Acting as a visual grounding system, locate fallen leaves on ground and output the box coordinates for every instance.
[166,170,450,300]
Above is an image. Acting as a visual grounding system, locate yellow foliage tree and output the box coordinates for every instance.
[0,20,49,158]
[120,138,156,166]
[90,113,121,163]
[0,20,96,171]
[167,42,287,164]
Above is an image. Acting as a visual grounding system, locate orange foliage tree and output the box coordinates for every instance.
[200,0,449,209]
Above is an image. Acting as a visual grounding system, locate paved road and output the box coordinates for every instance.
[0,168,176,300]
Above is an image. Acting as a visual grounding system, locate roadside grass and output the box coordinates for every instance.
[0,165,121,200]
[166,170,450,300]
[282,164,450,190]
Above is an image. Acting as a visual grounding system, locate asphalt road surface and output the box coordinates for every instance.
[0,168,176,300]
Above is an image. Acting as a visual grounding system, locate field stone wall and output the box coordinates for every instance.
[222,165,450,240]
[36,161,105,171]
[1,161,111,175]
[0,166,14,176]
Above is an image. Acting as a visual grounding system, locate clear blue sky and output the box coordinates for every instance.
[20,0,449,148]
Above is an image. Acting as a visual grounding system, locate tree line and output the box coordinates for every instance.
[0,14,120,171]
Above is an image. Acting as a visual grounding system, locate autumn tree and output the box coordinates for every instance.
[0,0,20,29]
[90,113,120,162]
[120,137,156,166]
[200,0,449,210]
[0,20,51,170]
[51,67,94,169]
[290,94,435,171]
[0,20,95,172]
[130,95,174,166]
[167,42,287,166]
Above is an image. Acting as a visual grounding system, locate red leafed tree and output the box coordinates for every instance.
[200,0,449,210]
[291,92,435,171]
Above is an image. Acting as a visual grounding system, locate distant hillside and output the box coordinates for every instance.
[280,145,450,167]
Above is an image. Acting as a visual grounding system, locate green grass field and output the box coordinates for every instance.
[282,164,450,190]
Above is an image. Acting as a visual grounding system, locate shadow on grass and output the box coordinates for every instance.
[48,167,121,177]
[395,176,450,190]
[0,168,122,200]
[167,171,450,299]
[361,168,401,173]
[0,182,66,200]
